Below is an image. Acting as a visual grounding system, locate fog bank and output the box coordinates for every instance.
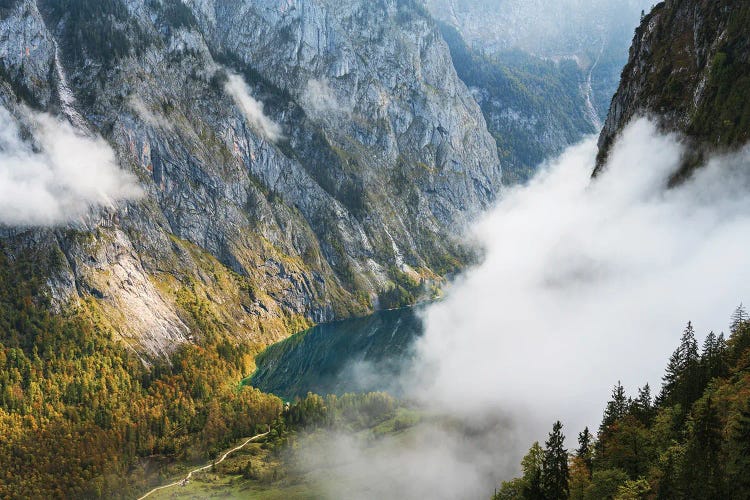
[298,118,750,498]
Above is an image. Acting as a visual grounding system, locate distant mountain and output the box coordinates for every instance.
[596,0,750,178]
[423,0,652,122]
[438,22,595,183]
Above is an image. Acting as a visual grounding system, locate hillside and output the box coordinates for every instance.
[438,22,595,183]
[0,0,503,495]
[496,309,750,499]
[422,0,653,122]
[595,0,750,177]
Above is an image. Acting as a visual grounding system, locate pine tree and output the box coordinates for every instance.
[659,322,701,408]
[542,421,569,500]
[600,381,628,433]
[681,397,725,498]
[730,304,748,334]
[701,331,729,383]
[631,384,654,425]
[576,427,593,473]
[656,447,681,500]
[729,305,750,364]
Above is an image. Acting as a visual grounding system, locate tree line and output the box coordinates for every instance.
[495,305,750,499]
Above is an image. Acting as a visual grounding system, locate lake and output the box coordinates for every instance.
[248,306,425,400]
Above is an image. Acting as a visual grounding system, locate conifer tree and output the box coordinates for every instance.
[681,397,725,498]
[659,322,701,408]
[576,427,593,473]
[730,304,748,334]
[656,448,681,500]
[729,305,750,363]
[542,421,569,500]
[600,381,628,433]
[521,442,545,500]
[727,400,750,499]
[701,331,729,383]
[631,384,654,425]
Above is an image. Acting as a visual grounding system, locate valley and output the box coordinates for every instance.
[1,0,749,498]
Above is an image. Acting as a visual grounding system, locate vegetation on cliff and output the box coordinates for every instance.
[0,245,283,498]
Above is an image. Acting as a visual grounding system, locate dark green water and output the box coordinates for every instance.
[248,307,424,400]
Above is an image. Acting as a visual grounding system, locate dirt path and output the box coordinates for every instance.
[137,430,270,500]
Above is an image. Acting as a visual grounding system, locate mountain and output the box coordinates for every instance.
[596,0,750,177]
[0,0,501,357]
[422,0,653,122]
[437,22,595,183]
[421,0,651,181]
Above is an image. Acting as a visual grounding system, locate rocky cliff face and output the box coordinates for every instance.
[0,0,501,357]
[596,0,750,177]
[437,21,595,183]
[422,0,653,122]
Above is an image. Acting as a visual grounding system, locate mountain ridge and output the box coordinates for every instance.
[0,0,502,356]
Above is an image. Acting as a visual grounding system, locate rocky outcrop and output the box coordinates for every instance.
[0,0,501,356]
[595,0,750,177]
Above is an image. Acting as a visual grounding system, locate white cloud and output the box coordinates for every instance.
[129,96,174,131]
[411,116,750,453]
[302,78,348,117]
[296,118,750,497]
[224,72,283,142]
[0,106,142,227]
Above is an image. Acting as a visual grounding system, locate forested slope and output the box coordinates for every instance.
[497,308,750,499]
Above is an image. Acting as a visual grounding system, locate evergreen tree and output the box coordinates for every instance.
[576,427,593,473]
[542,421,569,500]
[729,305,750,364]
[730,304,748,334]
[631,384,655,425]
[600,381,628,433]
[701,331,729,383]
[656,447,682,500]
[659,322,701,408]
[521,442,545,500]
[681,397,725,499]
[727,399,750,499]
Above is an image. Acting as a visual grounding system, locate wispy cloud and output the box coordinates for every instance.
[302,78,348,117]
[129,96,174,132]
[224,72,283,142]
[0,106,142,226]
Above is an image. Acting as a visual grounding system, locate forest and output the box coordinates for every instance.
[0,245,283,498]
[495,306,750,499]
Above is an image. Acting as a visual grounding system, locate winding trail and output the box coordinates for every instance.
[137,430,270,500]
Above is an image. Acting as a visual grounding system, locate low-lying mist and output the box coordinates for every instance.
[294,118,750,498]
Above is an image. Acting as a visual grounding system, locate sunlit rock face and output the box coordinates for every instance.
[0,0,501,356]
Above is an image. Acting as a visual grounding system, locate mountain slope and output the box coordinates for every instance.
[422,0,653,122]
[0,0,501,356]
[438,22,595,183]
[596,0,750,177]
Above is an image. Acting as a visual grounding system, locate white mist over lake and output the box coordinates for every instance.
[411,116,750,452]
[301,118,750,499]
